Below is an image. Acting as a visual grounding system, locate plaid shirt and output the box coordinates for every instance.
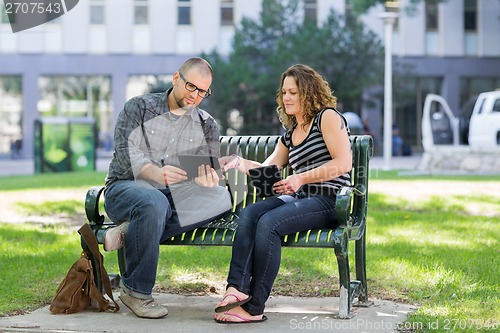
[105,89,221,186]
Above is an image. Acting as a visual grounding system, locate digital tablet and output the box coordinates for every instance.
[177,154,222,180]
[248,165,282,198]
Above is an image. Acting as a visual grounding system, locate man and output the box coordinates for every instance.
[103,58,231,319]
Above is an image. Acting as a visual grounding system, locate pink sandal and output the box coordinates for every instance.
[214,293,252,313]
[214,310,267,324]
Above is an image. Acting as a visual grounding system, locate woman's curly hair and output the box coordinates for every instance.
[276,64,337,131]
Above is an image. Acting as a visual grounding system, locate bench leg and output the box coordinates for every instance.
[334,232,353,319]
[354,233,372,307]
[117,247,127,279]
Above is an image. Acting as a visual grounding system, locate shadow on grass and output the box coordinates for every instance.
[366,193,499,332]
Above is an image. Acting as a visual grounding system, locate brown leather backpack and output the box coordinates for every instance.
[49,224,119,314]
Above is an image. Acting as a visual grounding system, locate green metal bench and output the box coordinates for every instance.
[84,134,373,318]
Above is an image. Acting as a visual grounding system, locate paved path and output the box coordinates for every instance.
[0,292,416,333]
[0,156,112,176]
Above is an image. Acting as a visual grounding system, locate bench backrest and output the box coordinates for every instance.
[219,135,373,226]
[85,134,373,231]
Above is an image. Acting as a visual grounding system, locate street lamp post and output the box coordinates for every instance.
[379,11,398,170]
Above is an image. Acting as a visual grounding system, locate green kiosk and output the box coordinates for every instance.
[34,117,97,173]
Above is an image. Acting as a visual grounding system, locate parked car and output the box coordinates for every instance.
[468,91,500,147]
[422,90,500,150]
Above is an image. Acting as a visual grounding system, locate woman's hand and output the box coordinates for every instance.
[273,174,304,195]
[219,154,241,172]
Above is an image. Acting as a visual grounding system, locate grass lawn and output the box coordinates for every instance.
[0,171,499,332]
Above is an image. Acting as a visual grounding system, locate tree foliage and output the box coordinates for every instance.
[204,0,384,135]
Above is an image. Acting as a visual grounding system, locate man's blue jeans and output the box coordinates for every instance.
[226,194,338,315]
[104,179,231,299]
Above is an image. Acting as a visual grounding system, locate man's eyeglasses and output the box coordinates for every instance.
[178,73,211,98]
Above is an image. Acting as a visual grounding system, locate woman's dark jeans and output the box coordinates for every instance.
[226,194,338,315]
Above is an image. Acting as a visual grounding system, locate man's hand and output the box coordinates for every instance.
[194,164,221,187]
[162,165,188,186]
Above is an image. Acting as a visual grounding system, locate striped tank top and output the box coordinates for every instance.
[280,109,351,197]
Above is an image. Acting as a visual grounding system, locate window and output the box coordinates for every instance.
[304,0,317,24]
[134,0,148,25]
[464,0,477,55]
[178,0,191,25]
[126,75,173,101]
[492,99,500,113]
[464,0,477,31]
[345,1,354,27]
[393,76,443,147]
[220,0,233,26]
[425,0,438,31]
[425,0,439,55]
[38,76,112,118]
[0,76,23,155]
[38,76,113,148]
[460,77,500,106]
[90,0,105,25]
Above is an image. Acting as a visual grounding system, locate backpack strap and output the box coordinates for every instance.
[79,224,120,312]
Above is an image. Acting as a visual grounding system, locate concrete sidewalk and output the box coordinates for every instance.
[0,292,416,333]
[0,155,112,177]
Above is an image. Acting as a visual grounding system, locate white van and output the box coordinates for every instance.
[468,91,500,147]
[422,90,500,150]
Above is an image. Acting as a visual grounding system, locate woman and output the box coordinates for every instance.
[215,64,352,323]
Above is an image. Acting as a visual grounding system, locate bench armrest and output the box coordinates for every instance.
[85,185,105,225]
[335,186,353,227]
[335,184,367,228]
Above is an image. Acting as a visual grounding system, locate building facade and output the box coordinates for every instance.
[0,0,499,157]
